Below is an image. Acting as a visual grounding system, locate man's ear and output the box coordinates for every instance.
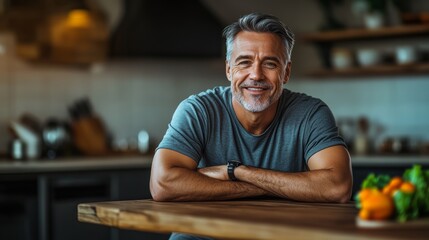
[283,61,292,84]
[226,61,232,81]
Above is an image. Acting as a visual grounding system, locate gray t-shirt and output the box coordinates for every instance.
[157,86,345,172]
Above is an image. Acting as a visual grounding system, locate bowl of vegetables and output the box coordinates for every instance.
[355,165,429,226]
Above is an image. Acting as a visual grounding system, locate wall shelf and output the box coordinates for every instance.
[309,62,429,78]
[300,24,429,42]
[299,24,429,77]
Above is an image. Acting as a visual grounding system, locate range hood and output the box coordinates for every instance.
[109,0,225,58]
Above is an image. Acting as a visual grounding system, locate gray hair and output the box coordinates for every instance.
[223,13,295,63]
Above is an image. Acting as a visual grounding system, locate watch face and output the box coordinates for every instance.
[228,160,241,167]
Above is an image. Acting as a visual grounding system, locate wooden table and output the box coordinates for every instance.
[78,199,429,240]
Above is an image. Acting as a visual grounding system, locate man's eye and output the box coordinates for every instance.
[237,61,251,66]
[264,62,277,69]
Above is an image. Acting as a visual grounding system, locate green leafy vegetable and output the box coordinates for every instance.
[393,190,413,222]
[361,173,390,189]
[396,165,429,221]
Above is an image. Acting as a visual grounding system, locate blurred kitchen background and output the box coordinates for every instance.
[1,0,429,240]
[1,0,429,158]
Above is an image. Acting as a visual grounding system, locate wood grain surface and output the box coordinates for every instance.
[78,199,429,240]
[356,216,429,229]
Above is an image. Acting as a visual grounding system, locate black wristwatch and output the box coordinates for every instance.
[227,160,242,181]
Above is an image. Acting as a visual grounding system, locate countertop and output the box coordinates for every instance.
[0,155,152,174]
[1,154,428,175]
[351,155,429,167]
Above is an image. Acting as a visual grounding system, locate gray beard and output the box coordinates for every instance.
[232,80,284,113]
[235,94,271,113]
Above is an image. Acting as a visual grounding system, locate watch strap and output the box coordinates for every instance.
[227,160,241,181]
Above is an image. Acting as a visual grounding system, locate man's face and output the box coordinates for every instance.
[226,31,291,113]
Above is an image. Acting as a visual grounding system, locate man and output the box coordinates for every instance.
[150,12,352,239]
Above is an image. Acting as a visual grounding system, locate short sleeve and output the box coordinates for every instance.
[304,103,346,162]
[156,97,208,163]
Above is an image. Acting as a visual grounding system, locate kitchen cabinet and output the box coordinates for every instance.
[299,24,429,77]
[0,179,38,240]
[0,156,170,240]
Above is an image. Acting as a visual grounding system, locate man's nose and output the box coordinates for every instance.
[249,64,264,80]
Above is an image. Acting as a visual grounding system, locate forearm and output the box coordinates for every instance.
[150,166,271,201]
[235,166,351,203]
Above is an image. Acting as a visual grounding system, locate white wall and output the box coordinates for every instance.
[288,77,429,144]
[0,37,227,153]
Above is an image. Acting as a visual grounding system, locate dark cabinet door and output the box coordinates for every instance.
[50,174,112,240]
[0,179,38,240]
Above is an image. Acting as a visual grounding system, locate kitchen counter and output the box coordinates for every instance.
[0,155,152,174]
[351,155,429,167]
[1,154,429,175]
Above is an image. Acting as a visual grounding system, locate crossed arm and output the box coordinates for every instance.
[149,145,353,203]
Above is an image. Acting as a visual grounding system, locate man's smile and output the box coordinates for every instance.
[240,81,271,95]
[243,87,268,95]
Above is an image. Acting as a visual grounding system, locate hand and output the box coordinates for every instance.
[198,165,228,181]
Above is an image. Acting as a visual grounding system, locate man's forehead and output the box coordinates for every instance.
[230,32,285,61]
